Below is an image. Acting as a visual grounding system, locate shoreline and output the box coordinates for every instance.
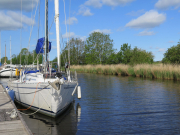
[70,64,180,81]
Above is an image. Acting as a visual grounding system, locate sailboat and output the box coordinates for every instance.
[7,0,81,117]
[0,37,20,78]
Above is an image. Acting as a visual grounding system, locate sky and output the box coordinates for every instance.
[0,0,180,62]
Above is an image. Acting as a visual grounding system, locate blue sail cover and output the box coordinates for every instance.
[36,37,51,54]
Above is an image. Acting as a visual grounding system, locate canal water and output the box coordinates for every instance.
[1,73,180,134]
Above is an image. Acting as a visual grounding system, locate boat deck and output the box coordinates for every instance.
[0,85,32,135]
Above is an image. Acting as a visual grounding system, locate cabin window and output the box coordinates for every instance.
[5,66,10,69]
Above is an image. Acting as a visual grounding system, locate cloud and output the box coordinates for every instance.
[31,45,36,47]
[138,30,155,36]
[125,10,166,29]
[80,36,87,41]
[62,32,86,41]
[80,0,135,17]
[62,32,76,38]
[117,26,125,31]
[0,0,39,12]
[168,41,174,43]
[52,46,57,49]
[101,0,135,7]
[0,11,21,30]
[84,0,134,8]
[90,29,112,34]
[50,39,56,41]
[126,9,145,16]
[7,11,35,26]
[85,0,102,8]
[64,17,78,25]
[155,0,180,10]
[158,48,166,52]
[78,5,93,16]
[0,11,34,31]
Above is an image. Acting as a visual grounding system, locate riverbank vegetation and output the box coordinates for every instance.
[71,64,180,80]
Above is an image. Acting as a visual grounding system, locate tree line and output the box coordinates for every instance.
[162,41,180,64]
[53,32,154,66]
[1,48,42,65]
[2,31,178,66]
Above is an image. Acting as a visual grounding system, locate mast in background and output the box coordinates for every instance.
[10,36,12,65]
[0,31,1,63]
[55,0,60,71]
[20,0,22,65]
[4,42,6,65]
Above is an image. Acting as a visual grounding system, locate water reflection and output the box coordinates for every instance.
[14,102,80,135]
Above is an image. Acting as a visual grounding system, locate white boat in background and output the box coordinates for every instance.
[0,64,21,78]
[7,0,81,117]
[0,36,21,78]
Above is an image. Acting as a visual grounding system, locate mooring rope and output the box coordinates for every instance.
[18,82,41,110]
[18,96,46,116]
[10,84,50,94]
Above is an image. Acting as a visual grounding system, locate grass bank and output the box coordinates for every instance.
[71,64,180,80]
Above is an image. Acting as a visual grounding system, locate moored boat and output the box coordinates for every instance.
[0,64,21,78]
[9,70,78,117]
[7,0,81,117]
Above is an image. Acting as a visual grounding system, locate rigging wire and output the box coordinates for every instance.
[60,35,68,68]
[37,0,41,64]
[48,18,54,34]
[31,42,44,67]
[62,0,70,69]
[25,0,39,63]
[31,0,34,65]
[68,0,71,68]
[38,0,40,40]
[49,0,55,34]
[61,38,67,68]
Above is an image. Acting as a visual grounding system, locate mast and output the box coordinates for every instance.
[10,36,12,65]
[4,42,6,65]
[0,31,1,63]
[68,0,71,72]
[20,0,22,65]
[55,0,60,71]
[44,0,48,71]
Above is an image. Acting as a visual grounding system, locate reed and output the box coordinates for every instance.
[70,64,180,80]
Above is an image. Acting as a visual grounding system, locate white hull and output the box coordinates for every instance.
[0,69,16,77]
[10,80,77,117]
